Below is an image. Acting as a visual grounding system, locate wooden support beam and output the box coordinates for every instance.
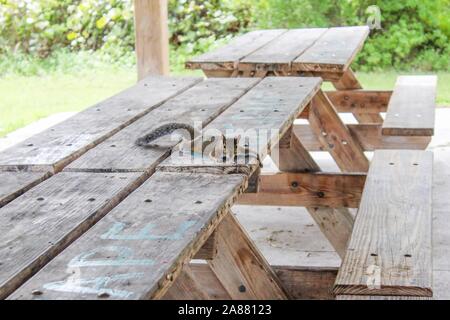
[352,112,384,124]
[193,231,217,260]
[134,0,169,79]
[332,68,362,90]
[324,90,391,113]
[309,90,369,172]
[270,131,354,258]
[207,212,288,299]
[334,150,433,297]
[238,172,366,208]
[164,265,210,300]
[293,124,431,152]
[190,264,338,300]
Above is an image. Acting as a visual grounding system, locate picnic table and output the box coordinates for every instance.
[0,73,437,300]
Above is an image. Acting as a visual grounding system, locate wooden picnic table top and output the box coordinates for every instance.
[0,76,324,299]
[186,26,369,75]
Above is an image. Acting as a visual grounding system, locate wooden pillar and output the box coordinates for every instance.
[134,0,170,79]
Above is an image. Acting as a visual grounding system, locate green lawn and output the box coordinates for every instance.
[1,70,449,138]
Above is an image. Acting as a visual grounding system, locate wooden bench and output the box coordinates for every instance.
[334,150,433,298]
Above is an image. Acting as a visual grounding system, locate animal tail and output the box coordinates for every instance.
[135,123,196,147]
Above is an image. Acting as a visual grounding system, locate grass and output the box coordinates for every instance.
[0,67,449,138]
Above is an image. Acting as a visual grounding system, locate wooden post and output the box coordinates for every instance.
[134,0,170,79]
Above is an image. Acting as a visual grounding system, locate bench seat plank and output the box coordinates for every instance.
[382,76,437,136]
[0,172,143,299]
[0,77,201,172]
[334,150,433,297]
[9,172,248,300]
[158,77,322,174]
[0,171,51,208]
[64,78,260,172]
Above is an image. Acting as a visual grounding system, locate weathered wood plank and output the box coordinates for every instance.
[332,68,362,90]
[207,212,288,299]
[0,171,51,208]
[0,77,201,173]
[270,131,354,259]
[186,30,287,71]
[239,28,327,72]
[238,172,366,208]
[9,172,247,300]
[0,172,143,299]
[382,76,437,136]
[353,112,384,124]
[158,77,322,174]
[334,150,433,297]
[190,263,338,300]
[65,78,260,172]
[325,90,391,113]
[292,26,370,73]
[309,90,369,172]
[293,124,431,151]
[163,265,209,300]
[193,231,217,260]
[336,295,431,300]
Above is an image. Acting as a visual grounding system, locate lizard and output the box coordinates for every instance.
[135,123,259,164]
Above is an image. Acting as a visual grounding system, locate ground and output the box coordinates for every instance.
[0,70,449,138]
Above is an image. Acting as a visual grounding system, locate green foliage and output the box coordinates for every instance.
[0,0,448,73]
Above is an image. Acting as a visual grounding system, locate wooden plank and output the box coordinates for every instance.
[238,172,366,208]
[325,90,392,113]
[0,77,201,173]
[309,90,369,172]
[0,171,51,208]
[9,172,248,300]
[186,30,287,71]
[134,0,169,78]
[65,78,260,172]
[158,77,322,174]
[239,28,327,72]
[0,171,143,299]
[207,212,288,299]
[190,263,338,300]
[293,124,431,151]
[334,150,433,297]
[332,68,362,90]
[292,26,369,73]
[163,265,209,300]
[353,112,384,124]
[193,232,217,260]
[270,132,354,259]
[382,76,437,136]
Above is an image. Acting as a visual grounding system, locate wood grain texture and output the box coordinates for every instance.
[65,78,260,172]
[0,171,51,208]
[163,265,209,300]
[382,76,437,136]
[189,263,338,300]
[325,90,391,113]
[0,77,201,173]
[334,150,433,297]
[270,130,354,258]
[207,213,288,299]
[336,295,431,300]
[186,30,287,70]
[159,77,322,174]
[0,172,143,299]
[292,26,370,73]
[134,0,169,78]
[332,68,362,90]
[193,232,217,260]
[238,172,366,208]
[239,28,327,72]
[309,90,369,172]
[9,172,247,300]
[293,124,431,152]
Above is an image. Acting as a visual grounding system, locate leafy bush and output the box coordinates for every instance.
[0,0,448,73]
